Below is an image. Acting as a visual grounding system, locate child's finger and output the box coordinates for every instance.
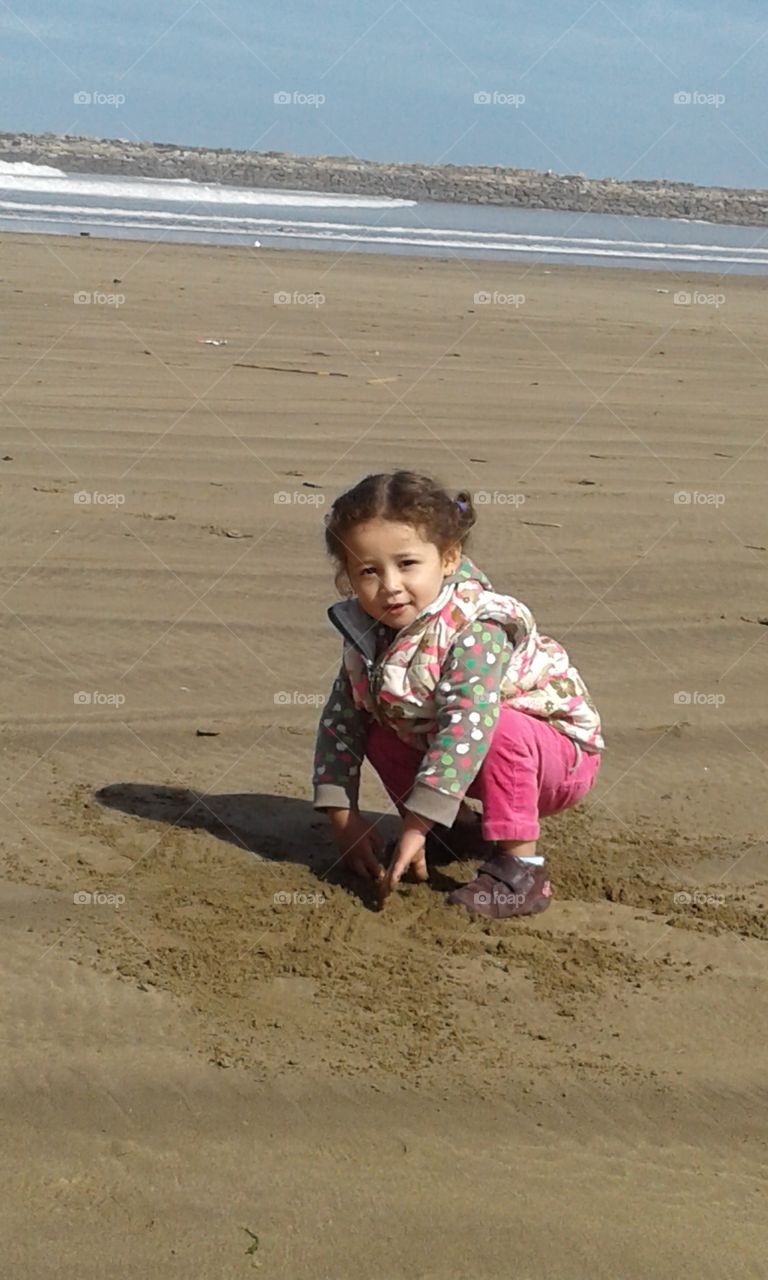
[403,850,429,884]
[358,844,385,881]
[388,846,414,888]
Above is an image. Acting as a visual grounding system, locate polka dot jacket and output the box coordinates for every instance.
[313,556,604,827]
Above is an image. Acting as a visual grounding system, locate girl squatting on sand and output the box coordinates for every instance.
[312,471,604,918]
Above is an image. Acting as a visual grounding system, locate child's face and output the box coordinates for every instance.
[344,519,461,629]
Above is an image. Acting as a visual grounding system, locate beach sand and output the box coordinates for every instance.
[1,231,766,1278]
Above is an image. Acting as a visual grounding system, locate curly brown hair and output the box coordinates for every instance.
[324,470,476,594]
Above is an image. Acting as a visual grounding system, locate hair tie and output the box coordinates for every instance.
[455,498,468,512]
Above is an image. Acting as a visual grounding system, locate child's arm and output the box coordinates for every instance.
[312,663,369,812]
[313,666,384,881]
[404,620,512,827]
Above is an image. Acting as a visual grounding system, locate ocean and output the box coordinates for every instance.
[1,160,767,275]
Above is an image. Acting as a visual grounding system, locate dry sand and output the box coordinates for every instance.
[1,231,766,1278]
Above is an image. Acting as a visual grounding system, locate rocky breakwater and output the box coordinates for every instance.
[2,132,768,227]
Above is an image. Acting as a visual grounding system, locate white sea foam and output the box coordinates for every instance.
[0,167,415,208]
[0,160,67,177]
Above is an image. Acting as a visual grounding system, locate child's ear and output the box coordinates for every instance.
[443,543,462,575]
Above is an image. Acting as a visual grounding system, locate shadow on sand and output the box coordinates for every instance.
[93,782,457,906]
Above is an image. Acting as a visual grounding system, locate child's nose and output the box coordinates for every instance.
[379,568,401,593]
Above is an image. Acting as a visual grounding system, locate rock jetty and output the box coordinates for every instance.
[2,131,767,227]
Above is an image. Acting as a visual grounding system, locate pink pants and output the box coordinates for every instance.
[366,707,601,842]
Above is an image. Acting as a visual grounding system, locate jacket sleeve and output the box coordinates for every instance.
[404,621,512,826]
[312,662,370,811]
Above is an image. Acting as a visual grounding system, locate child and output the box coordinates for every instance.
[312,470,604,918]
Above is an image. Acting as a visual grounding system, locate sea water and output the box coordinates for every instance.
[1,160,766,275]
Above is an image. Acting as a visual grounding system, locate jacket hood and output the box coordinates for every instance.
[327,556,492,665]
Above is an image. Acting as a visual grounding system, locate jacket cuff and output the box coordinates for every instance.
[313,783,357,811]
[405,781,462,827]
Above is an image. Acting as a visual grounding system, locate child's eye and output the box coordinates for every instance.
[357,560,418,576]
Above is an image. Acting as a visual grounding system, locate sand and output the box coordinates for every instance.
[1,231,766,1278]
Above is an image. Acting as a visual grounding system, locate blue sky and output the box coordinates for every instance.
[0,0,765,187]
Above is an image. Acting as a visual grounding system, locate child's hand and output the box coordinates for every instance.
[328,809,385,881]
[385,813,432,890]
